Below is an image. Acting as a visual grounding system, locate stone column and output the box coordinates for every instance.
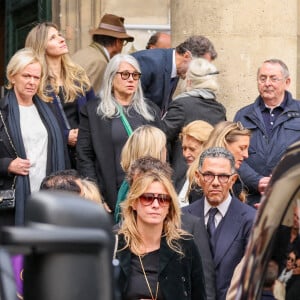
[171,0,298,120]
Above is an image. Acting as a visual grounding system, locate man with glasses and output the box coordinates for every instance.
[73,13,134,94]
[183,147,256,300]
[234,59,300,207]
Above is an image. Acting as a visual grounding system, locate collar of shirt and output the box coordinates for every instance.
[204,195,232,227]
[171,49,177,78]
[103,46,110,60]
[259,93,287,113]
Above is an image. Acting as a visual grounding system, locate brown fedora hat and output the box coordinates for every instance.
[89,13,134,42]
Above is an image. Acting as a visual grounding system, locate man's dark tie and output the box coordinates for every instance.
[207,207,219,238]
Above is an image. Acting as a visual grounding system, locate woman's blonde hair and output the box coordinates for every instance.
[25,22,91,102]
[119,172,187,255]
[189,121,251,202]
[180,120,214,144]
[202,120,251,150]
[80,178,103,205]
[120,125,166,173]
[6,48,45,99]
[181,120,214,201]
[186,57,219,92]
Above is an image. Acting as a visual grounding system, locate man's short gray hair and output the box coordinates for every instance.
[198,147,236,173]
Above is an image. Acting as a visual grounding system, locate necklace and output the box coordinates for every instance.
[138,255,159,300]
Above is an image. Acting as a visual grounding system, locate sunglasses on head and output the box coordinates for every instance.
[139,193,171,207]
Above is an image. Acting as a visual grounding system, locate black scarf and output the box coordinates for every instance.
[7,90,65,225]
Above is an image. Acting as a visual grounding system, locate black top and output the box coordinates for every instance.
[111,107,145,189]
[125,249,163,300]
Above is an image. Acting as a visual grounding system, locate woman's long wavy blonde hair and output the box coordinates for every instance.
[25,22,92,102]
[119,172,188,256]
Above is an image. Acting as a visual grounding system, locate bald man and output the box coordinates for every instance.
[146,32,171,49]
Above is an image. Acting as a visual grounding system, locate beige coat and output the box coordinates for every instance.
[73,42,109,94]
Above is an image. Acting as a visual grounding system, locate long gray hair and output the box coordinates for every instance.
[97,54,154,121]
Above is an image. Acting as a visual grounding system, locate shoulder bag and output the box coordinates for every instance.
[0,110,17,210]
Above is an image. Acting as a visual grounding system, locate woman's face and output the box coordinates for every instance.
[182,135,203,165]
[12,62,41,103]
[133,181,170,227]
[286,252,296,270]
[226,135,250,169]
[113,62,140,100]
[46,26,68,58]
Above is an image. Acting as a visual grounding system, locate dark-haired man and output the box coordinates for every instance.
[132,35,217,114]
[183,147,256,300]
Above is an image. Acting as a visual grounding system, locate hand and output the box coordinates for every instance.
[102,201,112,213]
[293,266,300,275]
[258,176,271,195]
[8,157,31,176]
[68,128,78,147]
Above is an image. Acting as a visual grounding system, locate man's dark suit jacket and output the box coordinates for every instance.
[181,213,216,300]
[131,48,175,112]
[182,196,256,300]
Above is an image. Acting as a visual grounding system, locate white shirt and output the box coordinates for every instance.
[171,50,177,78]
[19,104,48,192]
[204,195,232,228]
[178,178,189,207]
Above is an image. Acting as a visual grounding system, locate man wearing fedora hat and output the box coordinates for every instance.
[73,13,134,94]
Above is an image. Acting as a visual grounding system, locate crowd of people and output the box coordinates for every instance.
[0,11,300,300]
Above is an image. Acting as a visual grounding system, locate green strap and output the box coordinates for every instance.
[117,104,133,136]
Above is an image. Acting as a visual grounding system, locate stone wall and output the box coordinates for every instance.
[172,0,299,120]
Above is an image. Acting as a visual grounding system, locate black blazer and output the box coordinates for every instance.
[116,234,207,300]
[76,98,162,212]
[161,93,226,193]
[181,213,216,300]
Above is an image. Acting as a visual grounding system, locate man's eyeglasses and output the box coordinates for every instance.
[139,193,171,207]
[199,172,234,184]
[116,71,142,81]
[258,76,285,84]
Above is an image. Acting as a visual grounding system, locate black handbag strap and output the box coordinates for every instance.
[0,110,17,188]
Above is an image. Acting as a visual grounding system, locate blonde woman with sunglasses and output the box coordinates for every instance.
[116,171,206,300]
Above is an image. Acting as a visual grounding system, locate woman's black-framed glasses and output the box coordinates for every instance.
[116,71,141,81]
[139,193,171,207]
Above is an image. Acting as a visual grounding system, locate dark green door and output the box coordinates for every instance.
[1,0,51,88]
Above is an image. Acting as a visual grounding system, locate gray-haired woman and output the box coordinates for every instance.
[77,54,162,214]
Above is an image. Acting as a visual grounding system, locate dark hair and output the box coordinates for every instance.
[176,35,217,59]
[146,32,160,49]
[126,156,173,185]
[263,260,279,288]
[93,34,118,47]
[198,147,236,174]
[40,169,81,194]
